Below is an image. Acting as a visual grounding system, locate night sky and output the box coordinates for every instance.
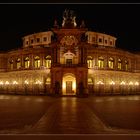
[0,3,140,53]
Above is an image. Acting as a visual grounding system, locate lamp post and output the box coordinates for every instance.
[110,81,115,95]
[120,81,125,95]
[5,81,9,94]
[35,80,42,95]
[135,82,139,94]
[0,81,3,94]
[97,81,104,95]
[24,80,29,95]
[129,82,133,94]
[13,81,18,94]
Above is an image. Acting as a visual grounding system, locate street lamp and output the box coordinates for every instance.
[120,81,125,85]
[35,80,42,95]
[0,81,3,93]
[135,82,139,93]
[5,81,9,94]
[110,81,115,95]
[24,80,29,85]
[0,81,3,85]
[5,81,9,85]
[97,81,104,95]
[129,81,133,94]
[24,80,29,95]
[120,81,126,94]
[13,81,18,94]
[135,82,139,86]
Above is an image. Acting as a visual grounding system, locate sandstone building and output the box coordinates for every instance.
[0,10,140,96]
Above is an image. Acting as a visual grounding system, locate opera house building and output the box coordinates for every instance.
[0,10,140,96]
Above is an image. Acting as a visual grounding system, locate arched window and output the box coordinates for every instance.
[46,77,51,84]
[34,56,40,68]
[108,57,114,69]
[24,57,30,68]
[45,56,51,68]
[98,56,104,68]
[87,56,93,68]
[16,58,21,69]
[9,59,14,70]
[125,60,128,70]
[63,51,75,65]
[118,59,122,70]
[88,78,93,84]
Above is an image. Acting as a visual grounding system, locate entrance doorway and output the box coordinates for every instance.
[62,73,76,95]
[66,81,73,93]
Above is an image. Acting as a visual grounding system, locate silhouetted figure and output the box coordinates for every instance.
[78,81,84,95]
[54,81,60,94]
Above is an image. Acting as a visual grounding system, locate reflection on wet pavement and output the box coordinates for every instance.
[0,95,140,134]
[26,97,108,134]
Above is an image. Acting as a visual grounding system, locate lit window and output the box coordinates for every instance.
[10,59,14,70]
[98,56,104,68]
[118,59,122,70]
[88,78,93,84]
[66,59,72,65]
[24,57,30,68]
[34,56,40,68]
[45,56,51,68]
[46,77,51,84]
[87,56,93,68]
[125,60,128,70]
[16,58,21,69]
[108,57,114,69]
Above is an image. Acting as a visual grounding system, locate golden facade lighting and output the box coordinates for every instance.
[35,80,42,85]
[110,81,115,85]
[129,81,133,85]
[13,81,18,85]
[97,81,104,85]
[120,81,125,85]
[0,81,3,85]
[24,80,29,84]
[5,81,9,85]
[135,82,139,86]
[0,10,139,96]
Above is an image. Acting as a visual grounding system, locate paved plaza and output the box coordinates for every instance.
[0,95,140,134]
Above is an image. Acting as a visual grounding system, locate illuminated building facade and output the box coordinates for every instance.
[0,10,140,96]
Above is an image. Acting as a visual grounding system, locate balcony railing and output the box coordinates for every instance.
[52,63,87,67]
[61,64,78,67]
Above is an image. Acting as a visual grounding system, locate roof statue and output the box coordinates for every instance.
[62,9,77,28]
[53,19,59,28]
[80,20,86,28]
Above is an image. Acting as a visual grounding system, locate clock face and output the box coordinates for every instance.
[60,35,78,46]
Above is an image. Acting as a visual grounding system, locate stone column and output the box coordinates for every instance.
[29,54,34,69]
[40,54,43,67]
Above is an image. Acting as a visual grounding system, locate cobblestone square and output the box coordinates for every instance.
[0,95,140,134]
